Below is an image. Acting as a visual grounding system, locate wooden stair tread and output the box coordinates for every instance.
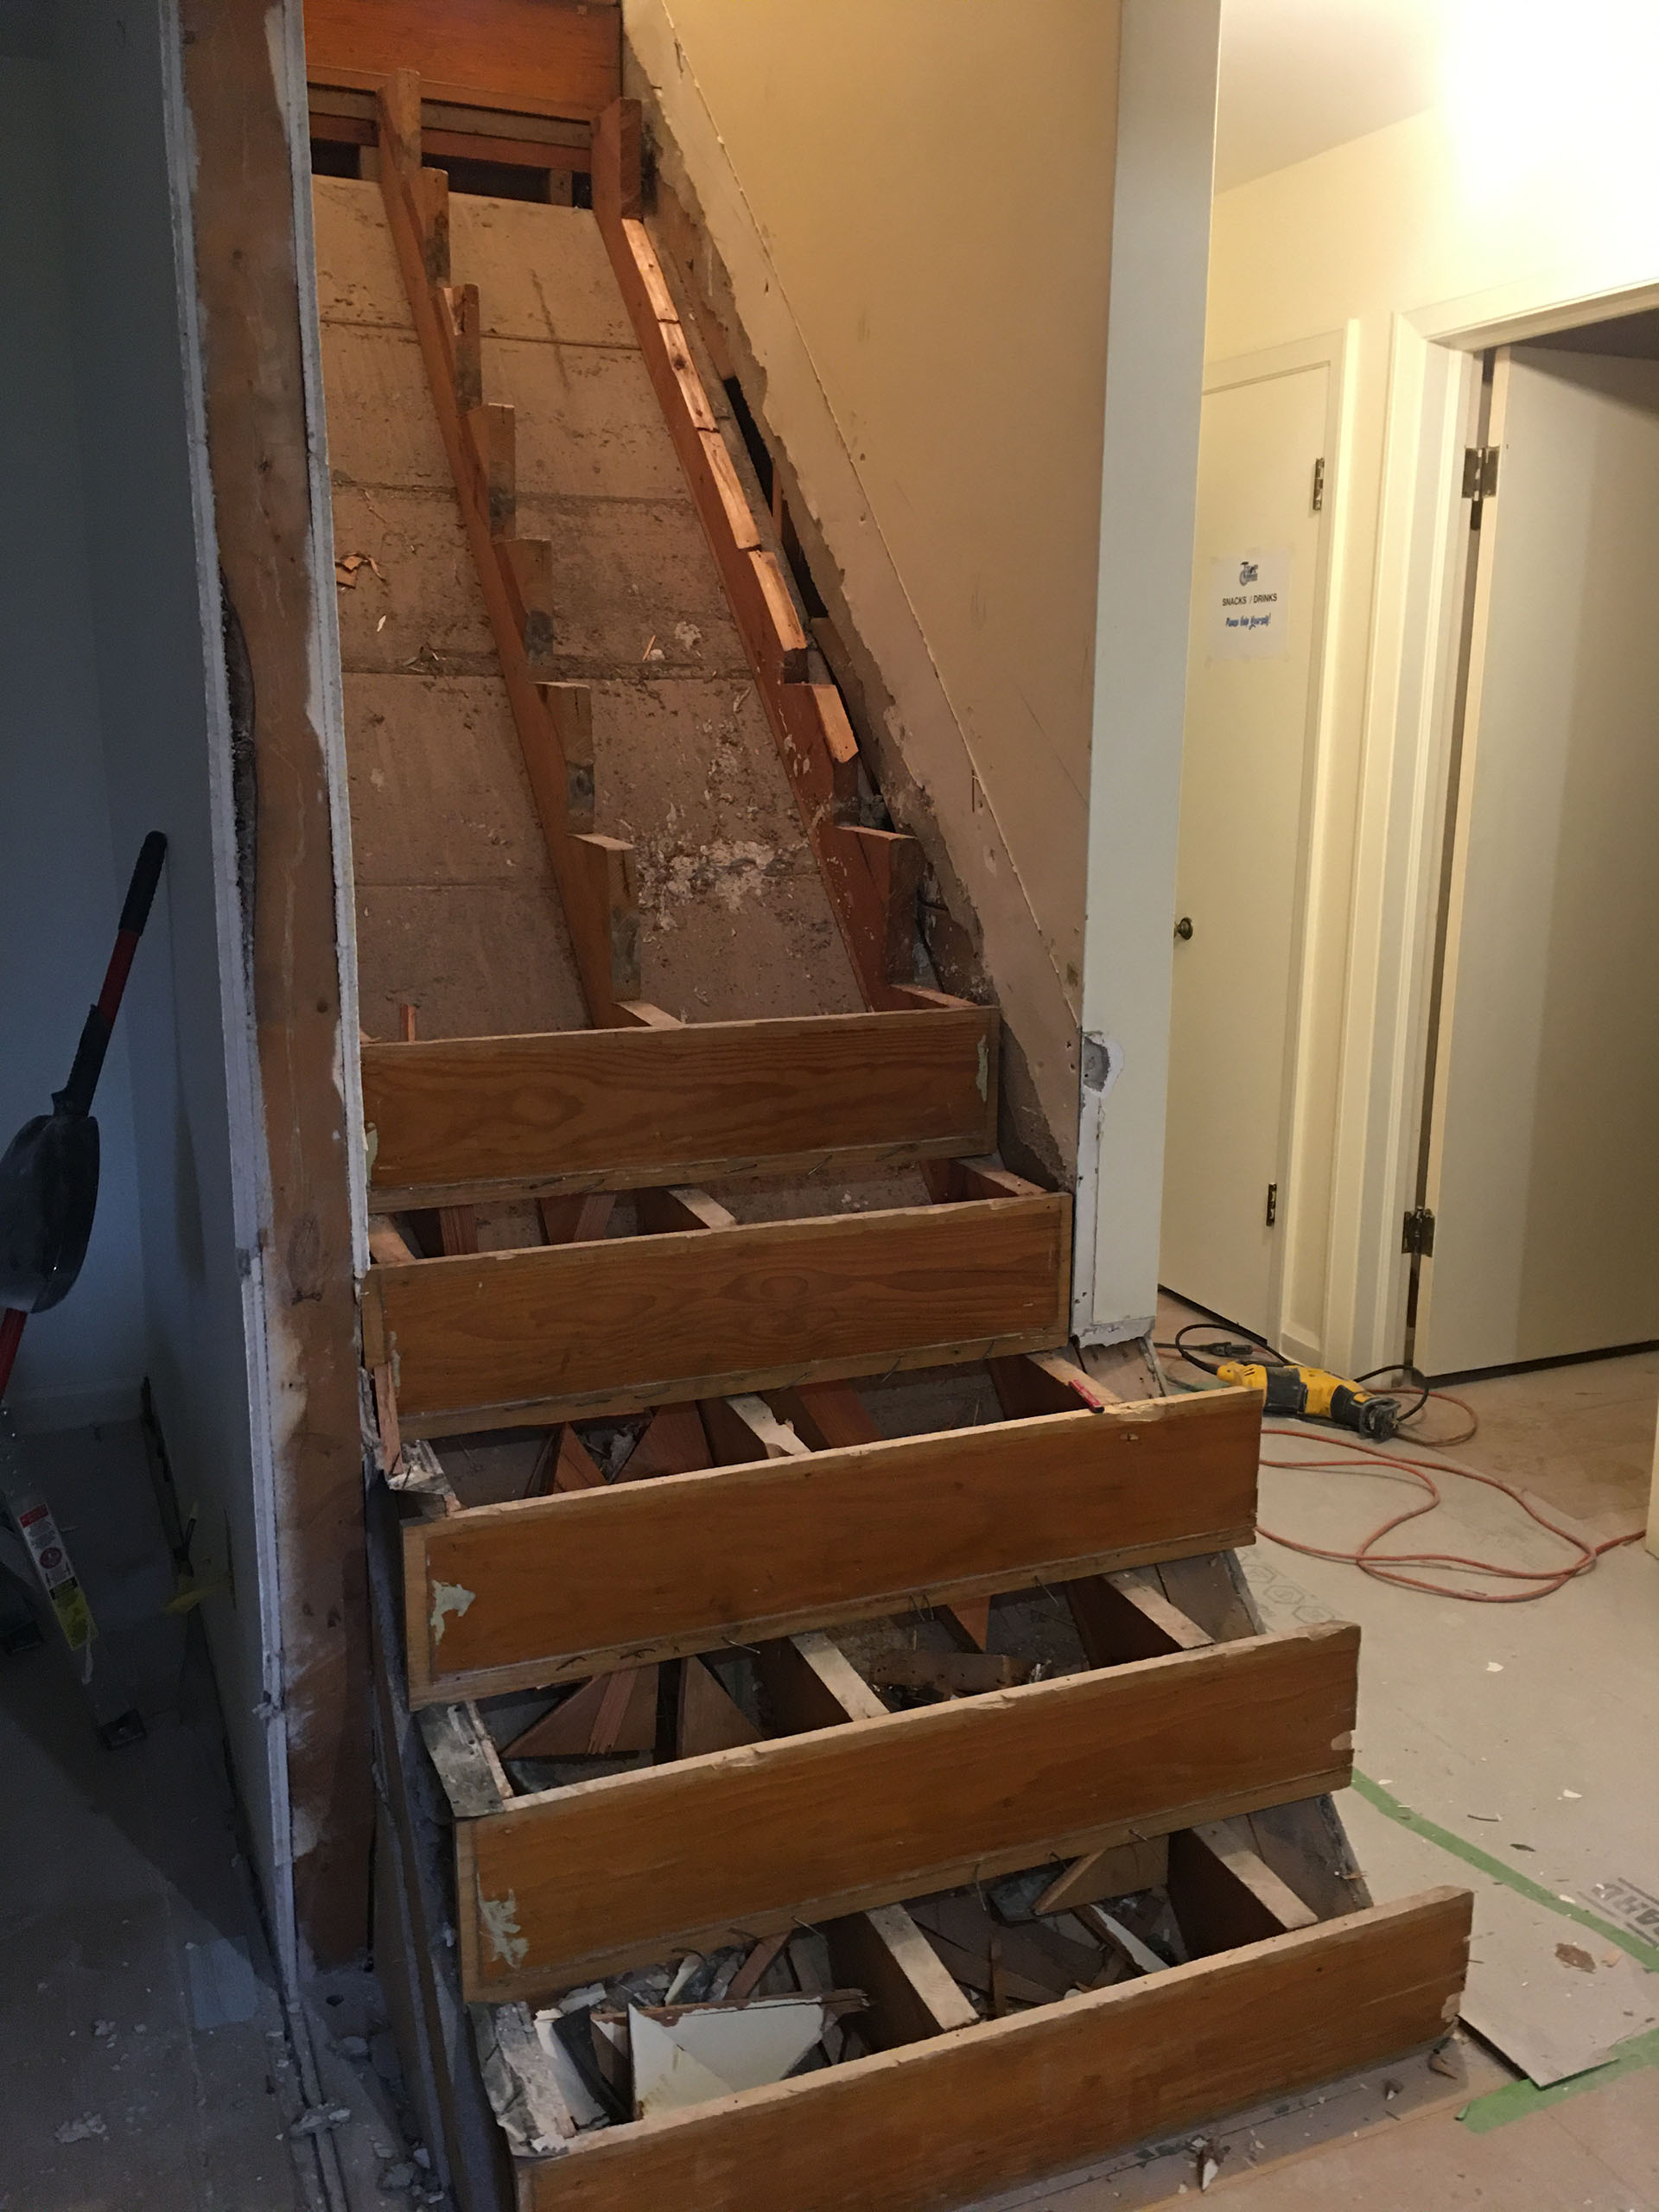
[362,1005,997,1207]
[404,1386,1259,1705]
[456,1624,1361,1999]
[365,1193,1071,1434]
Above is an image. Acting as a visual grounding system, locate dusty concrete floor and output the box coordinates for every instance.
[0,1422,437,2211]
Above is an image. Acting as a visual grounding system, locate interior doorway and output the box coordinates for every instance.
[1408,322,1659,1378]
[1158,342,1338,1346]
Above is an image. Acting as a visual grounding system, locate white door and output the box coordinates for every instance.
[1160,362,1329,1339]
[1417,346,1659,1375]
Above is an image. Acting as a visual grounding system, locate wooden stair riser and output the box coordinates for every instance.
[364,1194,1071,1434]
[404,1387,1260,1703]
[512,1890,1471,2212]
[362,1006,997,1208]
[456,1624,1359,1999]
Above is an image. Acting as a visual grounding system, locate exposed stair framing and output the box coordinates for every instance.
[305,24,1471,2212]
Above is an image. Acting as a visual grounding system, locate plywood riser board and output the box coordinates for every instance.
[365,1195,1071,1434]
[511,1890,1471,2212]
[404,1389,1260,1703]
[456,1626,1358,2000]
[362,1007,998,1208]
[302,0,622,122]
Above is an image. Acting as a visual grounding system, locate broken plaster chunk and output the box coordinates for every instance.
[290,2104,353,2137]
[478,1885,529,1970]
[629,1997,831,2120]
[429,1580,475,1643]
[54,2114,107,2145]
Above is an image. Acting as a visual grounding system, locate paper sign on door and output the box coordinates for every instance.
[1208,549,1290,660]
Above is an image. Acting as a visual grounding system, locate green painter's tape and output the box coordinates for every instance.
[1459,2027,1659,2133]
[1350,1771,1659,1974]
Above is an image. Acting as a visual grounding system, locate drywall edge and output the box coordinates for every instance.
[1076,0,1222,1343]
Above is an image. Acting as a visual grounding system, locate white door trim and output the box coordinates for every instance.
[1325,268,1659,1376]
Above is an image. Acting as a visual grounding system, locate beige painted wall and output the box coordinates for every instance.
[1203,77,1659,1369]
[625,0,1122,1168]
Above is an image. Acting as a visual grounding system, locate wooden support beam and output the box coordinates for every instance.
[933,1156,1044,1204]
[1166,1820,1319,1957]
[366,1194,1071,1436]
[437,1205,477,1257]
[513,1888,1470,2212]
[637,1183,737,1236]
[1065,1568,1213,1669]
[308,86,595,165]
[818,823,925,1003]
[701,1393,808,1465]
[500,1665,658,1760]
[183,0,370,1961]
[456,1624,1358,1998]
[302,0,623,123]
[416,1700,512,1817]
[756,1630,888,1733]
[465,398,515,534]
[539,681,594,832]
[612,1401,711,1484]
[937,1597,992,1651]
[404,1382,1256,1705]
[372,72,639,1027]
[531,1426,606,1496]
[361,1007,998,1211]
[823,1904,978,2048]
[988,1348,1109,1416]
[1031,1837,1169,1916]
[678,1658,761,1756]
[755,1635,978,2042]
[436,283,480,413]
[495,533,555,663]
[537,1191,614,1246]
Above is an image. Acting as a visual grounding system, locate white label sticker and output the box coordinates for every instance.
[1208,549,1291,660]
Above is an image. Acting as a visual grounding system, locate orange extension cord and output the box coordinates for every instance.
[1257,1410,1645,1603]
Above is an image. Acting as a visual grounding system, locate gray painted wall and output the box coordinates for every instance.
[0,48,149,1429]
[0,3,290,1950]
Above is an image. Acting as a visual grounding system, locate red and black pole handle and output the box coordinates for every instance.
[0,832,166,1400]
[52,831,168,1120]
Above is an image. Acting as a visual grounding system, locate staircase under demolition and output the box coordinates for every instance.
[307,19,1470,2210]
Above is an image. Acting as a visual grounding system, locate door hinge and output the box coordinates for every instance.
[1311,456,1325,513]
[1461,445,1499,502]
[1402,1205,1436,1257]
[1265,1183,1279,1228]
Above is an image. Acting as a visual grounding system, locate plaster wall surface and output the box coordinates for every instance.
[42,0,288,1934]
[0,49,149,1432]
[623,0,1124,1170]
[1203,80,1659,1367]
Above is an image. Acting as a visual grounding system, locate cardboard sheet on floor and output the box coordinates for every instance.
[1245,1446,1659,2087]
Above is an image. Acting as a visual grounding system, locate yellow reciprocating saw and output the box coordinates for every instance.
[1216,1362,1402,1441]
